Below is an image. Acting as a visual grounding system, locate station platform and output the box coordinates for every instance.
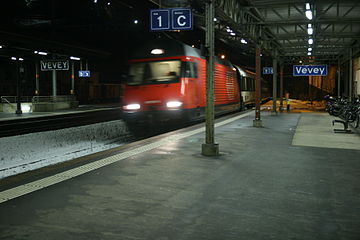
[0,104,121,122]
[0,111,359,239]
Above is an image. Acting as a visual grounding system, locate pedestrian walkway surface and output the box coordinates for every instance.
[0,111,359,240]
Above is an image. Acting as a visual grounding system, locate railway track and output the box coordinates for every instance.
[0,108,122,138]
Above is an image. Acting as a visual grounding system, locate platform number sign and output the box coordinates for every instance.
[263,67,273,75]
[150,8,192,31]
[150,9,170,31]
[172,9,192,30]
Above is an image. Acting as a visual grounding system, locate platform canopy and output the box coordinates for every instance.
[150,0,360,64]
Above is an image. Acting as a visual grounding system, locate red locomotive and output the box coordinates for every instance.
[121,39,259,125]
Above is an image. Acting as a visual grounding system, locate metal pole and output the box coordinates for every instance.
[52,70,57,96]
[35,62,39,95]
[279,64,284,112]
[253,45,262,127]
[349,48,353,101]
[337,59,341,97]
[272,54,278,115]
[71,61,75,95]
[202,0,218,156]
[15,60,22,115]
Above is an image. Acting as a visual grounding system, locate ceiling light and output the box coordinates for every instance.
[213,18,217,22]
[134,20,139,24]
[308,47,312,51]
[230,32,236,36]
[70,56,81,60]
[18,58,24,61]
[221,54,225,59]
[305,10,313,20]
[0,45,3,49]
[151,49,164,55]
[11,57,17,61]
[306,3,311,10]
[308,38,314,44]
[307,27,313,35]
[299,60,303,63]
[307,52,311,56]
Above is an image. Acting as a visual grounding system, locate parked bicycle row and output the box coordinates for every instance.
[324,95,360,133]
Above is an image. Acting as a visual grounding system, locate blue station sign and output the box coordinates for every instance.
[150,9,170,31]
[150,8,192,31]
[263,67,273,74]
[172,8,192,30]
[78,70,90,77]
[293,65,328,76]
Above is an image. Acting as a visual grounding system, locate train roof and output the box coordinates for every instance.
[131,39,202,60]
[233,65,255,78]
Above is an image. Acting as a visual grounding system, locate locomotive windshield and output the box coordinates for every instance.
[128,60,181,85]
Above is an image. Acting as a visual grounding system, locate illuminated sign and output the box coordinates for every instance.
[293,65,328,76]
[78,71,90,77]
[150,8,192,31]
[40,60,69,71]
[263,67,273,74]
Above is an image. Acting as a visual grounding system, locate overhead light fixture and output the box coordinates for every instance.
[307,27,313,35]
[308,38,314,44]
[230,32,236,36]
[18,58,24,61]
[240,38,247,44]
[213,17,217,22]
[306,3,311,10]
[305,10,313,20]
[151,49,164,55]
[0,45,2,49]
[38,51,48,55]
[308,47,312,51]
[220,54,225,59]
[134,20,139,24]
[299,60,303,63]
[70,56,81,60]
[307,52,312,56]
[11,57,17,61]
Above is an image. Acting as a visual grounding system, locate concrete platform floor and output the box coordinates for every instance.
[0,111,359,240]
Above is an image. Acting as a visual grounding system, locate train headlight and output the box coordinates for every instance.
[166,101,182,108]
[123,103,141,110]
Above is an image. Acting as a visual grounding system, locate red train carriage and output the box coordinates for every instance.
[121,39,240,124]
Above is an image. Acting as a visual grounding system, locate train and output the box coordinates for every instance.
[121,39,268,125]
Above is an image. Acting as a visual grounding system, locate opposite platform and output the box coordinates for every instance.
[0,111,359,240]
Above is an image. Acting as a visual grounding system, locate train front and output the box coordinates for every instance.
[121,40,198,125]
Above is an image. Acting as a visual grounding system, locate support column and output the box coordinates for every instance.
[337,59,341,97]
[35,62,39,95]
[272,54,278,115]
[71,61,75,95]
[349,48,353,101]
[253,45,262,127]
[202,0,218,156]
[279,64,284,112]
[52,70,57,96]
[15,60,22,115]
